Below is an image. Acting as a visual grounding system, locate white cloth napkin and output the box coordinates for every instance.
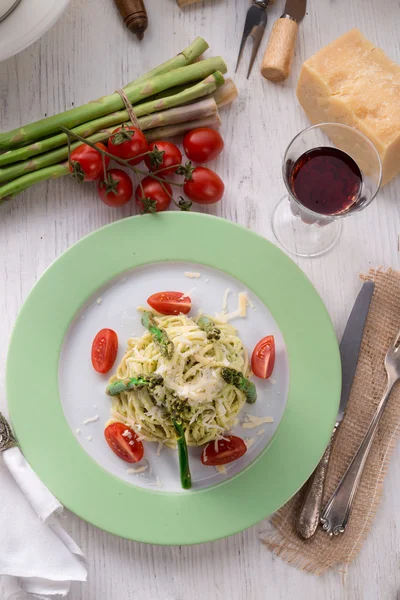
[0,447,87,599]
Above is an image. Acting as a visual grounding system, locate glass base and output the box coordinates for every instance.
[271,196,342,258]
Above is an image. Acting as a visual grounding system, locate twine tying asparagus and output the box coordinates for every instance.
[115,89,141,130]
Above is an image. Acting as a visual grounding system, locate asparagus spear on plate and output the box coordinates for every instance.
[221,368,257,404]
[106,374,163,396]
[198,315,221,341]
[172,413,192,490]
[141,312,174,359]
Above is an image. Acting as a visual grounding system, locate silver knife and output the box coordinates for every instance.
[296,281,375,540]
[261,0,307,82]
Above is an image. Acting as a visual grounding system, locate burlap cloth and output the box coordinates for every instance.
[261,268,400,574]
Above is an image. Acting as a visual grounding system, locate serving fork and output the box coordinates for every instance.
[321,328,400,536]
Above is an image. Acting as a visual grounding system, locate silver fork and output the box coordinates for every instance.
[320,328,400,536]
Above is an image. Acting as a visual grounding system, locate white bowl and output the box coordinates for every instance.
[0,0,70,63]
[0,0,20,22]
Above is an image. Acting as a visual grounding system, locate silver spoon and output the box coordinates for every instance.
[320,327,400,536]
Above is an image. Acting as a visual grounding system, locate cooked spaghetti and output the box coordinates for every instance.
[108,313,249,447]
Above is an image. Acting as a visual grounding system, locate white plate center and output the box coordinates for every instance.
[59,262,289,492]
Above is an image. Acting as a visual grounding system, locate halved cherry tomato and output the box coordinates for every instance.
[108,125,148,166]
[91,328,118,374]
[104,422,144,463]
[147,291,191,315]
[201,435,247,466]
[144,141,182,174]
[69,142,110,182]
[183,128,224,163]
[251,335,275,379]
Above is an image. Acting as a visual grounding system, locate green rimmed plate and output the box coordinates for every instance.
[7,212,340,544]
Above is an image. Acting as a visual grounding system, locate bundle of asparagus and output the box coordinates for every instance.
[0,38,238,202]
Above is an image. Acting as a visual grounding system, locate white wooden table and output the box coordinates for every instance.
[1,1,400,598]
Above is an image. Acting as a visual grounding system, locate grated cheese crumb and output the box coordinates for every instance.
[96,297,103,305]
[215,465,227,475]
[269,378,277,385]
[126,465,148,474]
[149,476,163,488]
[242,415,274,429]
[238,292,248,317]
[156,441,163,456]
[222,288,231,312]
[245,437,255,449]
[122,429,133,439]
[82,415,100,425]
[204,278,210,283]
[184,271,201,279]
[257,428,265,436]
[76,428,81,435]
[87,436,92,442]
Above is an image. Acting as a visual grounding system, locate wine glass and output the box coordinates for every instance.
[271,123,382,258]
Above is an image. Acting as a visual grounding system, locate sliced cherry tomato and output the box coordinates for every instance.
[251,335,275,379]
[183,167,224,205]
[201,435,247,466]
[69,142,110,182]
[104,422,144,463]
[91,328,118,374]
[183,128,224,163]
[144,141,182,175]
[108,125,148,166]
[135,176,172,213]
[147,291,191,315]
[98,169,133,207]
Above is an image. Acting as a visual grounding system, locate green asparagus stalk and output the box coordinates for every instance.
[212,78,239,108]
[141,312,174,359]
[134,37,208,84]
[0,98,218,184]
[172,416,192,490]
[197,316,221,340]
[0,73,223,167]
[145,114,221,143]
[221,368,257,404]
[0,163,69,202]
[0,58,227,151]
[106,375,163,396]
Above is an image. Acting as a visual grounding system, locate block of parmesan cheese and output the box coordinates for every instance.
[297,28,400,184]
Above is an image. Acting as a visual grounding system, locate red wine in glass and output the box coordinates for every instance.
[289,147,362,216]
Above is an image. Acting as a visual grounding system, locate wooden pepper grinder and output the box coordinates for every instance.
[114,0,148,40]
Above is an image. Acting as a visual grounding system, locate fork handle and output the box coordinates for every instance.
[261,17,298,82]
[320,382,394,536]
[296,423,338,540]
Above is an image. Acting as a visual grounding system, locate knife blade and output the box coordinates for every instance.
[282,0,307,23]
[296,281,375,540]
[261,0,307,82]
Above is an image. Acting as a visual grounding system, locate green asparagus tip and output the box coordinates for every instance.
[221,368,257,404]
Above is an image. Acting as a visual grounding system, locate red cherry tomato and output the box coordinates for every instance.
[108,125,148,166]
[251,335,275,379]
[201,436,247,466]
[147,291,191,315]
[91,328,118,374]
[135,176,172,213]
[98,169,133,207]
[183,128,224,163]
[69,142,110,182]
[104,422,144,463]
[144,141,182,175]
[183,167,224,205]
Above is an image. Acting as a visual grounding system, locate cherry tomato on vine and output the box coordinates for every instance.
[69,142,110,182]
[144,141,182,175]
[183,128,224,163]
[104,423,144,463]
[91,328,118,374]
[135,176,172,213]
[201,436,247,466]
[108,125,148,166]
[251,335,275,379]
[147,291,191,315]
[183,167,224,204]
[98,169,133,207]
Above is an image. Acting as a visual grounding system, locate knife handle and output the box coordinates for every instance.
[261,16,298,82]
[296,423,338,540]
[114,0,148,39]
